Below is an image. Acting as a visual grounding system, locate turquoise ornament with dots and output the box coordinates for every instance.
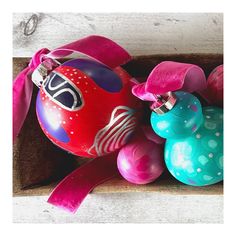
[150,91,223,186]
[151,91,203,139]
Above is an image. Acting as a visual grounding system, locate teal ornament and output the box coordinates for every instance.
[164,106,223,186]
[150,91,223,186]
[151,91,203,139]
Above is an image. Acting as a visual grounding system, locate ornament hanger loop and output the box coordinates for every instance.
[151,92,177,114]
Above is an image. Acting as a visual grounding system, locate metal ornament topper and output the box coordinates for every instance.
[151,92,177,114]
[31,58,61,88]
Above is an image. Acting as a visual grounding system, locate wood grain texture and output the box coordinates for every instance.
[13,175,223,197]
[13,13,223,57]
[13,194,223,223]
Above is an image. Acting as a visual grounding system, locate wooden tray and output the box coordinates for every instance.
[13,54,223,197]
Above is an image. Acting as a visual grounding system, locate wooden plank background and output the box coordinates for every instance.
[13,13,223,57]
[13,12,223,223]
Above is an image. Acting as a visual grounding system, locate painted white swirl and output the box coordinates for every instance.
[88,106,137,156]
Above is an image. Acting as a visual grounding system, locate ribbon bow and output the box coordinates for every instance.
[132,61,207,103]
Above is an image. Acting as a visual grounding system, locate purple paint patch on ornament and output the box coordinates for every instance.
[36,93,70,143]
[190,104,198,112]
[188,179,196,185]
[191,124,197,132]
[63,58,123,93]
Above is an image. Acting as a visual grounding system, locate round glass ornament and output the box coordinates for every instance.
[36,58,141,158]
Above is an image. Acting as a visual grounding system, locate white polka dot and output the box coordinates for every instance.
[204,121,217,130]
[74,72,78,74]
[71,78,74,81]
[76,81,80,84]
[76,114,79,117]
[197,168,202,172]
[42,97,45,100]
[176,172,180,176]
[187,105,190,108]
[72,69,76,71]
[59,108,61,110]
[198,155,209,165]
[70,74,73,76]
[84,76,87,78]
[215,132,220,136]
[208,153,214,158]
[208,140,218,149]
[180,106,183,109]
[78,76,81,79]
[70,131,74,134]
[69,117,73,120]
[196,134,201,139]
[194,101,197,104]
[203,175,213,181]
[85,82,88,85]
[217,172,222,176]
[157,121,169,130]
[184,120,187,123]
[206,115,211,119]
[66,69,70,71]
[166,130,169,133]
[63,121,66,124]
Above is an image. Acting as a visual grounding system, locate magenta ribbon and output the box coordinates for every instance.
[13,35,131,213]
[13,35,131,142]
[48,153,119,213]
[132,61,207,102]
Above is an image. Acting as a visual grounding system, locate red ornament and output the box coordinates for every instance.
[36,58,141,158]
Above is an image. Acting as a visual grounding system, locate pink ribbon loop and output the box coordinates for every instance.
[48,35,131,69]
[132,61,207,102]
[13,48,51,142]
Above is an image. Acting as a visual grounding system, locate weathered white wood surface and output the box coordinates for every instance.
[12,13,223,223]
[13,13,223,57]
[13,193,223,223]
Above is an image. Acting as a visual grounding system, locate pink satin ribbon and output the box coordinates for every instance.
[13,35,131,142]
[132,61,207,102]
[48,153,119,213]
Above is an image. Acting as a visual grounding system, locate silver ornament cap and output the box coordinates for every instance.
[151,92,177,114]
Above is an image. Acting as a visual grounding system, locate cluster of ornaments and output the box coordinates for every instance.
[35,55,223,187]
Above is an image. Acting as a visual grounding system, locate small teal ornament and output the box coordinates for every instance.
[150,91,223,186]
[151,91,203,139]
